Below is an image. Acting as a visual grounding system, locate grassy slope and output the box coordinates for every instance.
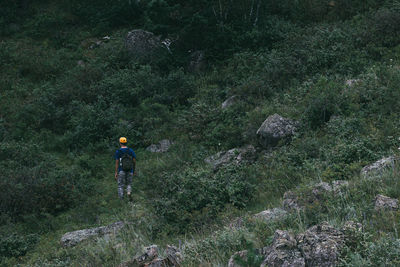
[1,2,400,267]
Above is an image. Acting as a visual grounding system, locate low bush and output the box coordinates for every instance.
[0,233,39,259]
[340,236,400,266]
[145,164,257,233]
[0,141,99,223]
[302,78,349,128]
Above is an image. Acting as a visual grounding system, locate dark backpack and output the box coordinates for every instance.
[120,149,133,172]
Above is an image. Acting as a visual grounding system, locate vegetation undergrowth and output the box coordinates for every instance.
[1,0,400,266]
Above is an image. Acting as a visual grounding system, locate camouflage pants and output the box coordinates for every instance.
[117,171,133,199]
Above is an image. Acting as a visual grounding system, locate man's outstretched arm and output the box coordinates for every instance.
[115,159,119,179]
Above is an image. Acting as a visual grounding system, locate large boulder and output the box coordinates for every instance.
[125,29,166,60]
[205,145,256,170]
[61,221,125,247]
[374,194,399,211]
[146,139,174,153]
[256,114,298,147]
[296,222,345,267]
[261,230,305,267]
[229,222,361,267]
[254,208,288,223]
[361,156,395,177]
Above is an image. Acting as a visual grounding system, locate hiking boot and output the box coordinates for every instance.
[127,192,132,202]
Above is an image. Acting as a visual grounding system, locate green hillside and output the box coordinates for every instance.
[1,0,400,266]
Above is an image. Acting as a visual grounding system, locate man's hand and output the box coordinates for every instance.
[115,172,118,180]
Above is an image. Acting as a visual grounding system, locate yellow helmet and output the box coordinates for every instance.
[119,137,127,144]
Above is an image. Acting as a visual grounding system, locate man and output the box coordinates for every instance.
[114,137,136,200]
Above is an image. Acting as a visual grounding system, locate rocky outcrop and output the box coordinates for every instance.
[146,140,174,153]
[61,221,125,247]
[296,222,345,267]
[222,95,239,109]
[261,230,305,267]
[256,114,298,148]
[361,156,395,177]
[119,245,182,267]
[374,194,399,211]
[125,29,167,60]
[229,222,355,267]
[205,145,256,170]
[254,208,288,223]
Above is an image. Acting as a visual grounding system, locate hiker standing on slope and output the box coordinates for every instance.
[114,137,136,200]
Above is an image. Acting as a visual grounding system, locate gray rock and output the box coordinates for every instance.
[205,145,256,170]
[283,191,303,211]
[228,221,362,267]
[254,208,288,223]
[256,114,298,147]
[146,139,174,153]
[296,222,345,267]
[361,156,395,177]
[135,245,159,266]
[118,245,159,267]
[312,182,332,198]
[261,230,305,267]
[222,95,239,109]
[165,245,183,266]
[119,245,182,267]
[313,181,349,197]
[61,221,125,247]
[374,194,399,211]
[188,50,206,73]
[125,29,164,60]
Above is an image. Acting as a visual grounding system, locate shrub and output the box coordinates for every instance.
[0,141,97,221]
[0,233,39,258]
[340,236,400,266]
[145,164,257,232]
[302,78,349,128]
